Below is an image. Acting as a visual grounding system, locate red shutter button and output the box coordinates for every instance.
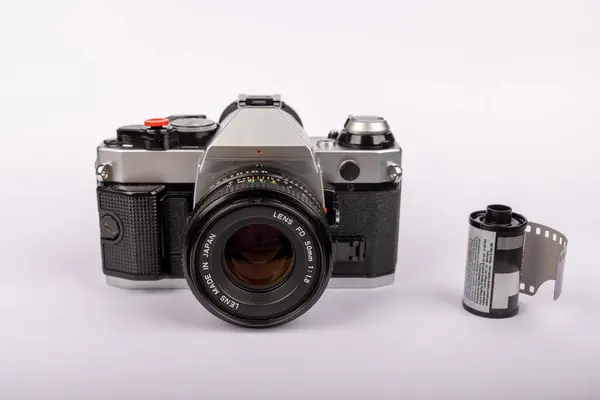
[144,118,169,127]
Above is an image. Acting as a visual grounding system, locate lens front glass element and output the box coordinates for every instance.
[224,224,294,291]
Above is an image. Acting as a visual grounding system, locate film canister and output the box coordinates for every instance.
[462,204,528,318]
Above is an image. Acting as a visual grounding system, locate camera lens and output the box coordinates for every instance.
[223,224,294,291]
[183,167,333,328]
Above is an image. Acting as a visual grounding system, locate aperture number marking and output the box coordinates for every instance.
[269,212,317,285]
[304,240,314,283]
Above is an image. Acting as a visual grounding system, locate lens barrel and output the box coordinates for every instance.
[183,168,333,328]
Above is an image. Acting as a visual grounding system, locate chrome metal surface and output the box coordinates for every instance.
[96,163,111,183]
[194,103,325,205]
[311,137,402,184]
[106,276,188,290]
[96,145,205,183]
[106,274,395,290]
[386,163,402,182]
[317,138,336,149]
[344,115,390,135]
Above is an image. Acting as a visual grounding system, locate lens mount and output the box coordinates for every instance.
[183,168,333,328]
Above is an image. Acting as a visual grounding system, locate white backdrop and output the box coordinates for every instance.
[1,0,599,398]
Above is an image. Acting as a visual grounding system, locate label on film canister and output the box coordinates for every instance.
[462,205,568,319]
[463,225,524,316]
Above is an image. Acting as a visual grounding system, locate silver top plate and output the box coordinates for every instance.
[311,137,402,184]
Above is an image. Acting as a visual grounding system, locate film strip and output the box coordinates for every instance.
[520,222,568,300]
[462,205,568,319]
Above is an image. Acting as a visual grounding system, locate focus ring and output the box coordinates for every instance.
[198,170,325,220]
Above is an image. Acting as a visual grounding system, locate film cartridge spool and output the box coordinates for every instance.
[462,204,569,318]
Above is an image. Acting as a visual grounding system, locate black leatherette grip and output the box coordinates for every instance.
[97,186,165,279]
[331,185,401,278]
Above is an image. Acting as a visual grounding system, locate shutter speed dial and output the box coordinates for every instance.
[168,115,218,134]
[167,115,218,147]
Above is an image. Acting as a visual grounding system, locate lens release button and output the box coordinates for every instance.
[339,160,360,181]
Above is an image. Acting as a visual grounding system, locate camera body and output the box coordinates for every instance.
[95,95,402,327]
